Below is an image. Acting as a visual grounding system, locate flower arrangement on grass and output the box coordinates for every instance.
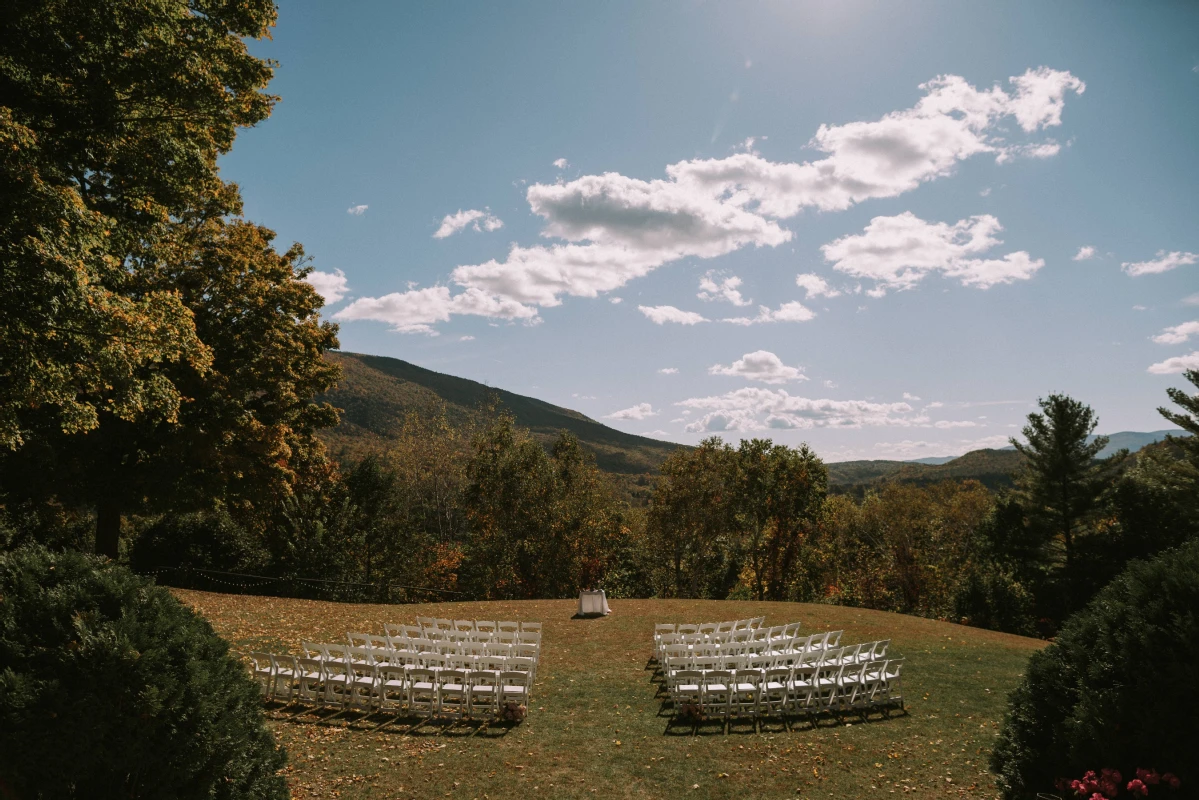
[1055,768,1181,799]
[498,701,527,722]
[676,700,704,723]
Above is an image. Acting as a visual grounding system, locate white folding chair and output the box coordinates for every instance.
[249,652,274,697]
[296,657,326,705]
[469,670,499,718]
[672,669,704,716]
[731,669,762,718]
[520,621,542,633]
[377,664,408,712]
[880,659,904,709]
[408,668,438,717]
[270,654,299,702]
[496,621,519,634]
[702,670,733,719]
[761,667,790,718]
[498,670,530,710]
[323,658,353,707]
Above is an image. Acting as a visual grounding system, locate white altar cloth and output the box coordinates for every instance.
[577,589,611,616]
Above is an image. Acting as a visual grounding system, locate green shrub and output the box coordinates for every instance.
[953,562,1036,636]
[0,545,287,799]
[130,509,270,577]
[990,538,1199,799]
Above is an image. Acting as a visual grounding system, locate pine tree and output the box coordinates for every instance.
[1010,394,1124,569]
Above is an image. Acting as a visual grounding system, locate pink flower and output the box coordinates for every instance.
[1137,769,1161,786]
[1089,794,1106,800]
[1127,779,1149,797]
[1162,773,1181,789]
[1102,769,1123,785]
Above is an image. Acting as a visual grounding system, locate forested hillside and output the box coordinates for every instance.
[318,351,680,474]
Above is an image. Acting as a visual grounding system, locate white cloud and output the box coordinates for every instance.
[677,389,922,433]
[795,273,841,299]
[1152,321,1199,345]
[903,392,921,401]
[347,67,1081,334]
[642,429,671,437]
[609,297,623,304]
[933,420,979,429]
[873,434,1011,459]
[303,269,350,304]
[925,401,945,409]
[1133,305,1148,311]
[604,402,658,420]
[347,204,368,215]
[1073,245,1096,261]
[1122,250,1197,277]
[823,380,838,389]
[1148,351,1199,375]
[334,286,538,334]
[460,335,475,341]
[979,187,992,197]
[433,208,504,239]
[994,141,1061,164]
[448,68,1080,309]
[1183,293,1199,306]
[821,212,1043,291]
[708,350,807,384]
[721,301,815,326]
[638,305,708,325]
[553,158,569,169]
[658,367,679,375]
[697,272,751,306]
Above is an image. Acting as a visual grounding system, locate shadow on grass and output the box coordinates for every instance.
[263,700,518,739]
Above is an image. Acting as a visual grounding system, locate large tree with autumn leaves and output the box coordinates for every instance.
[0,0,340,557]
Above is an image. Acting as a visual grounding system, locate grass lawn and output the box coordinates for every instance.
[174,590,1043,800]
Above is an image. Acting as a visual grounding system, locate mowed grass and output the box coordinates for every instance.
[173,590,1043,800]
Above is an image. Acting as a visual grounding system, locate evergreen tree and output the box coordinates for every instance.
[1010,394,1124,570]
[1137,368,1199,516]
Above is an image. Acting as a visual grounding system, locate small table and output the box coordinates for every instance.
[577,589,611,617]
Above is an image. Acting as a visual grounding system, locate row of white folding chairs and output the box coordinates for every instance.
[342,634,541,663]
[652,622,798,659]
[656,630,844,664]
[250,653,532,717]
[669,658,905,719]
[655,621,796,646]
[302,642,541,671]
[408,618,541,636]
[662,641,888,688]
[653,617,766,642]
[367,627,543,647]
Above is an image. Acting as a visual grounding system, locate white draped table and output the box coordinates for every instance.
[577,589,611,617]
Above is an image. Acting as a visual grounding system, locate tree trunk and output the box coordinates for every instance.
[95,502,122,559]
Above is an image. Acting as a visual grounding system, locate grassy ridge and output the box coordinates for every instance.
[179,590,1043,800]
[827,449,1024,493]
[319,351,681,474]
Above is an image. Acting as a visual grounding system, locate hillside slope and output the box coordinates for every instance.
[318,351,680,474]
[828,448,1024,492]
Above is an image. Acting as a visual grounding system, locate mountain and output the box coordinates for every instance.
[999,429,1187,458]
[828,448,1024,493]
[317,351,680,474]
[905,456,958,465]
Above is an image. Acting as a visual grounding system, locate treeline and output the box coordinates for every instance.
[7,377,1196,637]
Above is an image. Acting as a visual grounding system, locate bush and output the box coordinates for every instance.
[130,509,270,577]
[0,545,287,799]
[953,561,1036,636]
[990,538,1199,799]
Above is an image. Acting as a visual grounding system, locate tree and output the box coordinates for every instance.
[729,439,827,601]
[0,544,288,799]
[1137,368,1199,517]
[1010,394,1124,570]
[647,439,738,599]
[2,217,341,557]
[1,0,278,451]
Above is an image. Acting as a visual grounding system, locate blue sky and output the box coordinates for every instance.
[221,1,1199,461]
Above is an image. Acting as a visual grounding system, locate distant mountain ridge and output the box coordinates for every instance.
[997,429,1187,459]
[318,351,680,474]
